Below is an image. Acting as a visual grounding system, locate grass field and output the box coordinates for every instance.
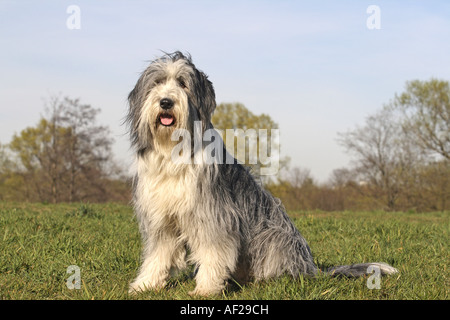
[0,202,448,300]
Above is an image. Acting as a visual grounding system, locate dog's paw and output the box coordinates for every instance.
[128,279,166,295]
[188,289,208,297]
[128,283,147,295]
[188,286,223,297]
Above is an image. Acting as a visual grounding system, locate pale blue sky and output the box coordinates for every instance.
[1,0,449,181]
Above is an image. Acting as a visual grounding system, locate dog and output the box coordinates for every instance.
[126,51,397,296]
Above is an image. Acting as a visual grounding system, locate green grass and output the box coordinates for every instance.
[0,202,448,300]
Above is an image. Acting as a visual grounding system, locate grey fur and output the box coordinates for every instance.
[126,52,398,296]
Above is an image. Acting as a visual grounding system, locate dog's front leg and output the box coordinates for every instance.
[188,238,238,297]
[129,232,180,294]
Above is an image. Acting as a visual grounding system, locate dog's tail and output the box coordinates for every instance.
[324,262,398,277]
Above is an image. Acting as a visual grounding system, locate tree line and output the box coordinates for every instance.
[266,79,449,212]
[0,79,448,211]
[0,95,130,203]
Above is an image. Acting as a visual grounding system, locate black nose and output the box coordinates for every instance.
[160,98,174,110]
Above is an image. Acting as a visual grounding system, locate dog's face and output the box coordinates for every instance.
[127,52,216,156]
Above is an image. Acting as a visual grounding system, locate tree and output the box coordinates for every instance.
[337,107,419,210]
[337,79,450,211]
[0,143,12,177]
[0,143,13,200]
[419,160,449,211]
[287,167,314,189]
[9,118,68,202]
[329,168,354,188]
[212,103,287,181]
[8,95,117,203]
[391,79,450,160]
[50,96,114,202]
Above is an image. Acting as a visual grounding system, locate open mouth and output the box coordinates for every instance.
[158,112,176,127]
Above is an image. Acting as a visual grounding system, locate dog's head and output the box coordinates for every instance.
[127,51,216,156]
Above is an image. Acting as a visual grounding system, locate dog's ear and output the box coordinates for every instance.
[203,74,217,116]
[128,68,150,111]
[127,85,139,112]
[127,72,153,154]
[194,70,216,127]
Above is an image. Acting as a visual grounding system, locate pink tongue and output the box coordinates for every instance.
[160,116,173,126]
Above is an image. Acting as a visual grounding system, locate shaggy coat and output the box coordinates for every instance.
[126,52,397,296]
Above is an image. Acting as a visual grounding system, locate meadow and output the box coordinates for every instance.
[0,202,448,300]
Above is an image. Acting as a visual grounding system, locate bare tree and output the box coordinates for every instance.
[43,95,69,203]
[337,107,419,210]
[329,167,354,188]
[53,97,114,202]
[287,167,314,188]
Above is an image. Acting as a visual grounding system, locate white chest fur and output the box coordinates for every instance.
[134,153,198,219]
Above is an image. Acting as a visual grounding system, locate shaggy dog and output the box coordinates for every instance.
[126,51,397,296]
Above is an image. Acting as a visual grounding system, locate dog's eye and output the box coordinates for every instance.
[178,79,187,89]
[154,78,164,85]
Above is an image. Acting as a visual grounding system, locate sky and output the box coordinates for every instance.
[1,0,449,182]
